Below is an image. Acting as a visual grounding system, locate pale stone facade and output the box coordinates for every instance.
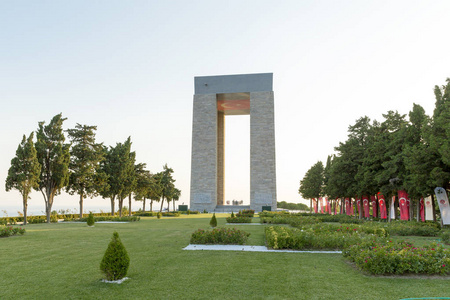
[190,73,276,212]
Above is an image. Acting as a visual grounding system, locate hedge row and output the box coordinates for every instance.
[75,216,140,222]
[226,216,252,223]
[134,211,181,217]
[265,225,386,250]
[190,227,250,245]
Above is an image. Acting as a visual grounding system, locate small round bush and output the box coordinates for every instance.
[210,213,217,228]
[157,212,162,219]
[87,212,95,227]
[100,231,130,281]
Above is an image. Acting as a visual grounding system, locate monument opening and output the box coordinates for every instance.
[224,115,250,206]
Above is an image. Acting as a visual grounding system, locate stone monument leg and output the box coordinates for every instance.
[250,91,277,211]
[190,94,218,212]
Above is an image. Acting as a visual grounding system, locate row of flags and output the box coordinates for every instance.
[310,188,450,224]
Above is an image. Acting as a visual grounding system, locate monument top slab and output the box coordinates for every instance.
[194,73,273,95]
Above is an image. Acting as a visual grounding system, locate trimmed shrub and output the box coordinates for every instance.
[231,211,235,218]
[236,209,255,218]
[162,212,180,217]
[78,216,140,222]
[226,216,252,223]
[264,225,386,251]
[134,212,155,217]
[210,213,217,228]
[157,212,162,219]
[190,227,250,245]
[87,212,95,226]
[100,232,130,281]
[441,230,450,244]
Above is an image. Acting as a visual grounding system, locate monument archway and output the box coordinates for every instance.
[190,73,277,212]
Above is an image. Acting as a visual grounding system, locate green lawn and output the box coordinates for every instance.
[1,214,449,300]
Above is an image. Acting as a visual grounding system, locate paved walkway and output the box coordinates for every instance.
[183,244,341,253]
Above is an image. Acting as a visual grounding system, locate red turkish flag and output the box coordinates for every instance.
[312,198,318,213]
[398,190,409,220]
[362,195,370,218]
[345,198,351,216]
[325,197,331,214]
[378,193,387,219]
[419,198,425,222]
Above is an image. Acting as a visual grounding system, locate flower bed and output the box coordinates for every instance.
[343,240,450,275]
[190,227,250,245]
[0,225,26,237]
[384,220,440,236]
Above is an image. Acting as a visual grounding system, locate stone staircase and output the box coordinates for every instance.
[213,205,250,213]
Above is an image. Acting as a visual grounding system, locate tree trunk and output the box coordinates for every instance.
[150,200,153,211]
[46,204,52,224]
[167,200,170,212]
[160,196,164,212]
[110,197,115,216]
[310,199,312,214]
[173,199,175,211]
[416,200,420,221]
[358,198,362,219]
[118,198,123,217]
[128,194,132,216]
[23,195,28,226]
[79,194,84,219]
[143,198,146,212]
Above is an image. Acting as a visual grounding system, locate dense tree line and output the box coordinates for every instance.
[277,201,309,211]
[5,113,180,223]
[299,78,450,219]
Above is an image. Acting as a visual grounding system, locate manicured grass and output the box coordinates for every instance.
[1,214,449,299]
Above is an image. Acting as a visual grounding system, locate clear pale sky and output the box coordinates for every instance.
[1,1,450,216]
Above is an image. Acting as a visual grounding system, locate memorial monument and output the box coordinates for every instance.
[190,73,277,212]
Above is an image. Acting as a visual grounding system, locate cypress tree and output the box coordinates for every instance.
[210,213,217,227]
[87,212,95,226]
[100,231,130,281]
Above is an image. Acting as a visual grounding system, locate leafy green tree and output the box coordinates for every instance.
[66,124,108,218]
[147,173,162,211]
[133,165,151,212]
[403,104,436,199]
[35,114,70,223]
[172,188,181,211]
[5,132,41,225]
[159,164,175,212]
[299,161,324,213]
[427,79,450,190]
[100,137,135,216]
